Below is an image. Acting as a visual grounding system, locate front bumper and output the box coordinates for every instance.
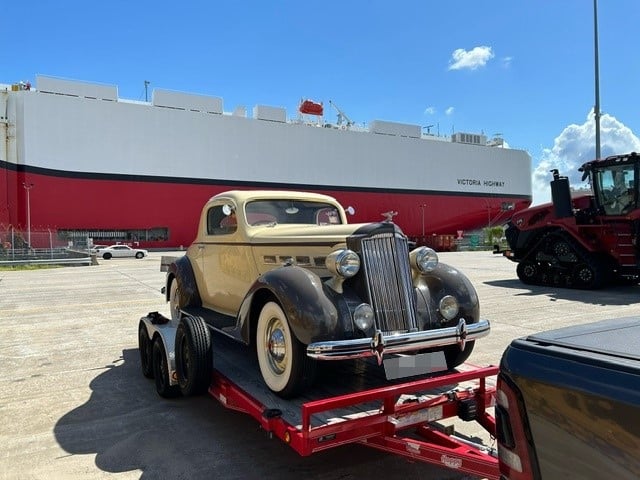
[306,318,490,362]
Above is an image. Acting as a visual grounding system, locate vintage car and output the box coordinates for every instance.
[166,190,490,398]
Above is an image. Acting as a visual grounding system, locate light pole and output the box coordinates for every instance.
[593,0,601,159]
[23,182,34,249]
[420,204,427,238]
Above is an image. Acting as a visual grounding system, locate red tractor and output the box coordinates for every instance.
[499,152,640,288]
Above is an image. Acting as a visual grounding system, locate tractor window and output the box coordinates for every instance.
[595,165,637,215]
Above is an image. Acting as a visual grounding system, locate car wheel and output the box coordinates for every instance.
[138,321,154,379]
[135,252,144,259]
[175,316,212,396]
[443,341,475,370]
[152,336,180,398]
[256,301,315,398]
[103,252,112,260]
[169,279,182,321]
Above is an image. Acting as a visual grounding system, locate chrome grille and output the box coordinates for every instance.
[361,233,418,334]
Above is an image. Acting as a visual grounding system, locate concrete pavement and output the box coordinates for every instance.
[1,251,639,480]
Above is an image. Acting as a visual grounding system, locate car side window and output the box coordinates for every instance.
[207,205,237,235]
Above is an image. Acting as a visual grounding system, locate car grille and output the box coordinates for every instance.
[360,232,418,334]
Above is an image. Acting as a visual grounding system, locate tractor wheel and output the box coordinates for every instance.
[572,259,604,289]
[516,261,538,285]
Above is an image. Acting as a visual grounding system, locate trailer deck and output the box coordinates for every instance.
[140,312,500,479]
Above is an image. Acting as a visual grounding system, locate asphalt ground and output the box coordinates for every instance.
[2,251,640,480]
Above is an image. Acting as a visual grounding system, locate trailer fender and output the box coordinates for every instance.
[166,255,202,308]
[238,265,339,346]
[140,315,179,386]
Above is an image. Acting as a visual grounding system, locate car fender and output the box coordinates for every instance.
[166,256,202,308]
[415,263,480,326]
[238,265,339,346]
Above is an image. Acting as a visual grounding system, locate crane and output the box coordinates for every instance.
[329,100,353,128]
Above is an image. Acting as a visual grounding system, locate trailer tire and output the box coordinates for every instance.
[138,321,154,379]
[152,336,180,398]
[175,316,213,396]
[256,301,316,398]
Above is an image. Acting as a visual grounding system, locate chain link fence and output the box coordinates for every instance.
[0,227,93,265]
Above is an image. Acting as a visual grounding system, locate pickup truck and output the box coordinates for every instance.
[496,316,640,479]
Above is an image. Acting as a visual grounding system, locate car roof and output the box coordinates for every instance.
[206,190,340,205]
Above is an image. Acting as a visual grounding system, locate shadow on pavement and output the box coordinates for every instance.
[485,279,640,306]
[54,349,472,480]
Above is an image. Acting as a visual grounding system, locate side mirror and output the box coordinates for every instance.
[345,206,355,216]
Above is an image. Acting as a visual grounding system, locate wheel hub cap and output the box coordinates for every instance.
[267,324,287,373]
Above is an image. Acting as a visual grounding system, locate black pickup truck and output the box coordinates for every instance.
[496,316,640,480]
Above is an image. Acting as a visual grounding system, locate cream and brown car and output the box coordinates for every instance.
[165,190,490,398]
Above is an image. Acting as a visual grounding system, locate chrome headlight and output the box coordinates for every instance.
[439,295,459,320]
[410,246,438,273]
[353,303,374,331]
[325,249,360,278]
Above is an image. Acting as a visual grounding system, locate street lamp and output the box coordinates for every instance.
[23,182,34,249]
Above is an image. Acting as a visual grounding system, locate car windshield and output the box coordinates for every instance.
[245,200,342,226]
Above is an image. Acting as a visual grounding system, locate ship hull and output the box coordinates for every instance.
[0,76,532,249]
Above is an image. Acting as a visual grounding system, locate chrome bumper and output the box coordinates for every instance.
[306,318,490,363]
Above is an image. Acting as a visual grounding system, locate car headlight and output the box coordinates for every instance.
[410,246,438,273]
[353,303,374,331]
[439,295,459,320]
[326,249,360,278]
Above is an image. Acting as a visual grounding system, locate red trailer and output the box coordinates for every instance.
[138,311,500,479]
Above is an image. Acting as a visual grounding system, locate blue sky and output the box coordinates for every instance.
[4,1,639,205]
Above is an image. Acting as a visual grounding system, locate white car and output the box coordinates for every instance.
[100,244,148,259]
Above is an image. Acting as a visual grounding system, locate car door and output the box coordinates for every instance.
[196,201,256,317]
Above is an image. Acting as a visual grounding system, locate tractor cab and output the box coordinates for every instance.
[580,152,640,216]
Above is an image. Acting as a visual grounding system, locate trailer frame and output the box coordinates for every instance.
[139,312,500,479]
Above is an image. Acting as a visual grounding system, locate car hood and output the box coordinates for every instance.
[247,223,374,245]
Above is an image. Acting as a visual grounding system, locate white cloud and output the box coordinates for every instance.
[448,46,494,71]
[501,56,513,68]
[531,111,640,205]
[445,106,454,116]
[424,106,436,115]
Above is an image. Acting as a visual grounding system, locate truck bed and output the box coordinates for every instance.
[511,316,640,376]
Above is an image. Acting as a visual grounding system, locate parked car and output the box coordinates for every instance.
[165,190,490,398]
[100,244,148,259]
[90,244,108,254]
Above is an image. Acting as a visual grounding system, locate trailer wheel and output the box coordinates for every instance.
[152,336,180,398]
[138,321,154,379]
[256,301,315,398]
[175,316,213,396]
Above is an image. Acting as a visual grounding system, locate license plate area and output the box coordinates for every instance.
[383,351,447,380]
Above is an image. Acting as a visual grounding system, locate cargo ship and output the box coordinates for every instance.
[0,75,532,249]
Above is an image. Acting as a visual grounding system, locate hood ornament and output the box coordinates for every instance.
[381,211,398,223]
